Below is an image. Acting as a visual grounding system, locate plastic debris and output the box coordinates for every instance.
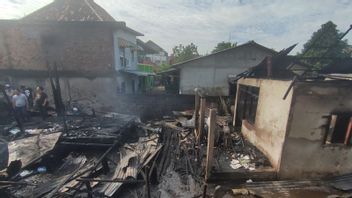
[9,128,21,135]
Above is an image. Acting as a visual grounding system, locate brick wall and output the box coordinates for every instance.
[0,21,114,74]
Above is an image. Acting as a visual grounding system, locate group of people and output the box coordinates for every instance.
[4,84,49,122]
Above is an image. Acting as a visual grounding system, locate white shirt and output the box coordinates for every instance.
[12,93,27,107]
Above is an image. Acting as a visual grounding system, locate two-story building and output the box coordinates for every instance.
[137,39,168,66]
[0,0,144,110]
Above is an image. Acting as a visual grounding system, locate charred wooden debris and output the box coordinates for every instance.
[0,91,275,198]
[0,113,165,198]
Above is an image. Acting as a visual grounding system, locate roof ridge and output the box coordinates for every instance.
[22,0,116,22]
[84,0,103,21]
[171,41,276,67]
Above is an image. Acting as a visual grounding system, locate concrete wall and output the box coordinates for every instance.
[235,78,293,169]
[0,21,114,73]
[279,81,352,179]
[179,45,274,96]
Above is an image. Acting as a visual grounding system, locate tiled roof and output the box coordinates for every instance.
[145,40,166,53]
[22,0,115,22]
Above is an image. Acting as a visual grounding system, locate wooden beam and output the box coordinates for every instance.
[76,178,144,184]
[0,181,37,186]
[344,117,352,145]
[205,108,216,181]
[59,142,114,147]
[326,114,337,144]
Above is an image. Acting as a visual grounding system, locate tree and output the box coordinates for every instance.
[212,41,237,53]
[299,21,350,69]
[172,43,199,64]
[158,63,171,72]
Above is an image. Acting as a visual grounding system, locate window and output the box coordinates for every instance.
[121,82,126,93]
[237,85,259,124]
[325,113,352,145]
[131,80,135,93]
[131,50,135,62]
[120,47,126,68]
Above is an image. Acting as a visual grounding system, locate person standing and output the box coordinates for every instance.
[34,86,48,120]
[12,89,28,122]
[5,84,14,100]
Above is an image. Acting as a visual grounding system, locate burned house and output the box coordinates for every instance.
[0,0,144,111]
[164,41,275,96]
[233,46,352,179]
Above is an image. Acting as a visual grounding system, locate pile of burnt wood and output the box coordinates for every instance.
[0,113,164,198]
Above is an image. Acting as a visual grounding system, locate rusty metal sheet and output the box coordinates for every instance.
[7,132,62,168]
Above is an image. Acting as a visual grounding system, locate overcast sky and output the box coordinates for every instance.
[1,0,351,54]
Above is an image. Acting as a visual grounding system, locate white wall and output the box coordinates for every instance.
[235,78,293,169]
[145,52,167,65]
[179,45,273,96]
[113,29,138,71]
[279,81,352,179]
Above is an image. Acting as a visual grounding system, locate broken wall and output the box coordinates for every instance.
[279,81,352,179]
[235,78,293,169]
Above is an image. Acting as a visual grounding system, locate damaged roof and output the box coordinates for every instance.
[236,43,352,82]
[320,58,352,74]
[22,0,116,22]
[246,44,311,79]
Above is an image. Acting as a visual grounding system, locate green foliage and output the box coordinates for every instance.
[212,41,237,53]
[158,63,171,72]
[299,21,350,69]
[172,43,199,64]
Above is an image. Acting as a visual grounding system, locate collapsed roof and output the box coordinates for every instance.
[239,44,352,80]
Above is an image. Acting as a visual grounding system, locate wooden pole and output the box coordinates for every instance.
[84,181,93,198]
[202,184,208,198]
[205,108,216,181]
[194,93,201,162]
[198,97,206,146]
[194,93,200,135]
[146,166,151,198]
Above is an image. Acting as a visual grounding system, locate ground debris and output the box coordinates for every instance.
[0,112,165,198]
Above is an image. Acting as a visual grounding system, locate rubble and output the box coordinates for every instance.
[0,112,165,197]
[1,94,351,198]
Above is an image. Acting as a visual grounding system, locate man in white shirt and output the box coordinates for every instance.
[12,89,28,122]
